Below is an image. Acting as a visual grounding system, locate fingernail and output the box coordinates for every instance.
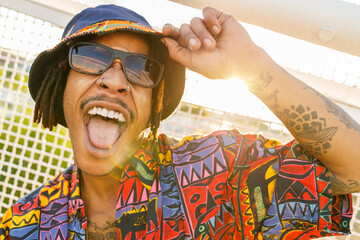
[189,38,197,50]
[165,23,174,32]
[203,38,212,49]
[212,26,220,34]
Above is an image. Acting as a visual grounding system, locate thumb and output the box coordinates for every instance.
[161,37,190,67]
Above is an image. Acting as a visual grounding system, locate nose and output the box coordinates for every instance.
[97,59,130,93]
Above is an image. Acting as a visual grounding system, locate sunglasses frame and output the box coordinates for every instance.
[68,42,164,88]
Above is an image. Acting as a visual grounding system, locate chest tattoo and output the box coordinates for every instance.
[86,221,116,240]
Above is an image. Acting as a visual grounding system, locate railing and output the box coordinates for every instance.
[1,3,360,239]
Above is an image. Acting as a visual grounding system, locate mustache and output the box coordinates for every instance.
[80,94,134,122]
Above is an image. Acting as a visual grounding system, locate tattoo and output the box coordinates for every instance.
[86,221,116,240]
[265,89,279,109]
[277,104,337,156]
[259,72,273,88]
[304,86,360,132]
[329,171,360,195]
[250,71,273,92]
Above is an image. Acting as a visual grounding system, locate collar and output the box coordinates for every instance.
[128,137,159,190]
[67,164,85,223]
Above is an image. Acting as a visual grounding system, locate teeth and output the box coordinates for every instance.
[118,113,125,122]
[88,107,126,123]
[88,108,96,115]
[100,108,108,117]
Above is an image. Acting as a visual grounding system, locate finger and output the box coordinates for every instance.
[161,37,190,67]
[179,23,201,51]
[162,23,180,40]
[189,17,216,50]
[202,7,227,35]
[162,23,191,50]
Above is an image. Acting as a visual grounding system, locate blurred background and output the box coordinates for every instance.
[0,0,360,238]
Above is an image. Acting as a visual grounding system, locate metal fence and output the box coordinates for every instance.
[1,3,360,239]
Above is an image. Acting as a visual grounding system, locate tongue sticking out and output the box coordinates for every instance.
[87,116,122,149]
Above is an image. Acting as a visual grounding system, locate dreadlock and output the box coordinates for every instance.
[149,77,165,142]
[147,35,167,144]
[33,58,69,131]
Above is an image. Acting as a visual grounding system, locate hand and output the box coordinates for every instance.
[161,7,259,79]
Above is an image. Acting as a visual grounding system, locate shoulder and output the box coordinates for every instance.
[159,129,285,154]
[155,131,288,173]
[158,129,261,149]
[0,165,76,235]
[0,183,42,238]
[156,129,278,169]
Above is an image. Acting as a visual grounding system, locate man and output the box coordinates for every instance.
[1,3,359,239]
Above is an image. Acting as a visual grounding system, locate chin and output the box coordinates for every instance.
[70,126,142,177]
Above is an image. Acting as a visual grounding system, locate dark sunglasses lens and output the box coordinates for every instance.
[124,56,161,87]
[71,44,111,74]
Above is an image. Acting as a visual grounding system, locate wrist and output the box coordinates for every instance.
[236,46,280,94]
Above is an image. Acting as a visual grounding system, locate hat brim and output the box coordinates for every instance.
[28,25,185,128]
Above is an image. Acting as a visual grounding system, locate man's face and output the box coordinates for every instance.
[63,32,152,176]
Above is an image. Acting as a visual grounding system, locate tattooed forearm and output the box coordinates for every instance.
[250,71,273,92]
[329,171,360,195]
[265,89,279,109]
[304,86,360,133]
[321,96,360,132]
[277,104,337,156]
[86,221,116,240]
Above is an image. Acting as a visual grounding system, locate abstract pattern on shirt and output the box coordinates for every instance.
[0,130,353,239]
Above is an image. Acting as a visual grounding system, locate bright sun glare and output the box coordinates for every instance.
[1,0,359,123]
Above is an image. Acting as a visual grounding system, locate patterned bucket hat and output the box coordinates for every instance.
[28,4,185,127]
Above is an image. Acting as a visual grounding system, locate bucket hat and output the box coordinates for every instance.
[28,4,185,127]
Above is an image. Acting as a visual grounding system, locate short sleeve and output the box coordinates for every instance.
[263,140,352,238]
[228,133,353,239]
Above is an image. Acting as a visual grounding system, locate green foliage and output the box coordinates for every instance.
[0,81,73,216]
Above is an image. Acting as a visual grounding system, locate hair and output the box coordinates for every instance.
[33,34,164,140]
[149,78,165,141]
[33,56,69,131]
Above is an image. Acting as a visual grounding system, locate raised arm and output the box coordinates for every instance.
[162,7,360,195]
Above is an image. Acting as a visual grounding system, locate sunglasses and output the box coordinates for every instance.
[68,42,164,88]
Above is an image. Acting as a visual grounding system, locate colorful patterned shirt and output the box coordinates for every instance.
[0,130,353,239]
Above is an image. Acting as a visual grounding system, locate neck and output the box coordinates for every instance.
[81,168,122,196]
[80,167,123,220]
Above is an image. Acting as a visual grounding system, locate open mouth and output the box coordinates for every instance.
[86,106,127,149]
